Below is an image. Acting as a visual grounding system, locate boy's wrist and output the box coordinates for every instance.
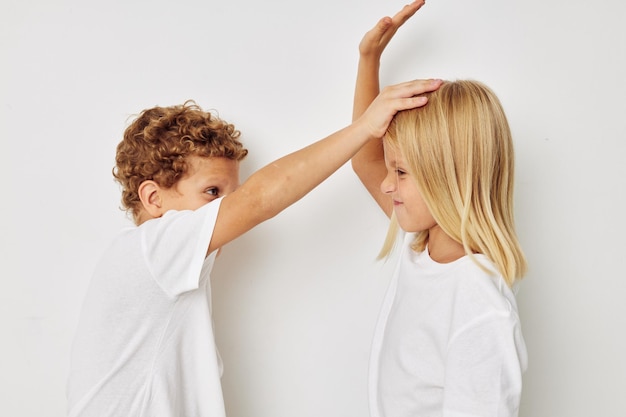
[351,113,382,144]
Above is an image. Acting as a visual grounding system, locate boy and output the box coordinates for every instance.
[67,80,439,417]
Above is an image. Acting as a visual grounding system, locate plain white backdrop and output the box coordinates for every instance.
[2,0,625,416]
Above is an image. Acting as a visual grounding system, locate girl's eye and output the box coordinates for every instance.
[205,187,219,196]
[395,169,407,176]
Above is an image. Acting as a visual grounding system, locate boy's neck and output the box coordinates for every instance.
[136,210,157,226]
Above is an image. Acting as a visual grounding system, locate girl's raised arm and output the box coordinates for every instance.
[351,1,439,217]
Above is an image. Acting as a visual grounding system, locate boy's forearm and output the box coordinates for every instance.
[240,122,372,221]
[213,109,383,254]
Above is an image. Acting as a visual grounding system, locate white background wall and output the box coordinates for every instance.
[2,0,625,416]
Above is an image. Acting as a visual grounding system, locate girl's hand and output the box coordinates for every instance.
[359,0,426,60]
[358,78,442,139]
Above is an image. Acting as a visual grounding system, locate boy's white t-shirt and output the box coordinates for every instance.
[369,233,528,417]
[67,198,225,417]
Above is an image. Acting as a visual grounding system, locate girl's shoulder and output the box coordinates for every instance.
[447,255,519,318]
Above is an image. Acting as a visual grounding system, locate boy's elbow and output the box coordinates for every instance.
[240,182,282,223]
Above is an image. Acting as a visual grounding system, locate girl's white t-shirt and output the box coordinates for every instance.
[67,199,225,417]
[369,233,527,417]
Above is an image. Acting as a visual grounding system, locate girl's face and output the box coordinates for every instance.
[381,140,436,233]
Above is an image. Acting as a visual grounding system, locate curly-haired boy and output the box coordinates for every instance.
[67,79,440,417]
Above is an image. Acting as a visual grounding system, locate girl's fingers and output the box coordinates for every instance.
[393,0,425,26]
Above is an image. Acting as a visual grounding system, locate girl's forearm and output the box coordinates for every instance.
[351,55,392,216]
[353,57,381,122]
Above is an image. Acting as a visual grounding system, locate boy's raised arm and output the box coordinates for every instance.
[351,1,437,217]
[207,79,434,255]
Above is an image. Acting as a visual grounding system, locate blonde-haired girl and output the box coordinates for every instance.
[352,2,528,416]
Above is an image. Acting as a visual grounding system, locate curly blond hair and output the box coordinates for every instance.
[113,100,248,223]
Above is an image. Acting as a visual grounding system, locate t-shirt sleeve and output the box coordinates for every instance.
[140,198,223,298]
[442,314,526,417]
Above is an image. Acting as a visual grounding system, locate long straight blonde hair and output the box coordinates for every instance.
[380,80,526,286]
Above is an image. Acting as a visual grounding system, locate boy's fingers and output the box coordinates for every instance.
[397,96,428,111]
[385,78,443,99]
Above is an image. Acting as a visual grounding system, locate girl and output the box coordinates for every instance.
[351,2,528,417]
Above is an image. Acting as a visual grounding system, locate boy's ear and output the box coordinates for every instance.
[138,180,165,219]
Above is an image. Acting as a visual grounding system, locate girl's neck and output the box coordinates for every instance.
[426,225,466,264]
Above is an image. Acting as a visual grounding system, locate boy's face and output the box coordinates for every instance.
[160,155,240,212]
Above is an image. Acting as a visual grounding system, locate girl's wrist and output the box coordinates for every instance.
[359,53,382,64]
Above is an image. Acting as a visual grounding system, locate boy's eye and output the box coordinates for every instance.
[205,187,219,196]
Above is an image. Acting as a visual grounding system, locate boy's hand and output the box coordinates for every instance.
[359,0,425,60]
[359,78,442,139]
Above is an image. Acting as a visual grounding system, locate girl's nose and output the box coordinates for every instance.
[380,172,396,195]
